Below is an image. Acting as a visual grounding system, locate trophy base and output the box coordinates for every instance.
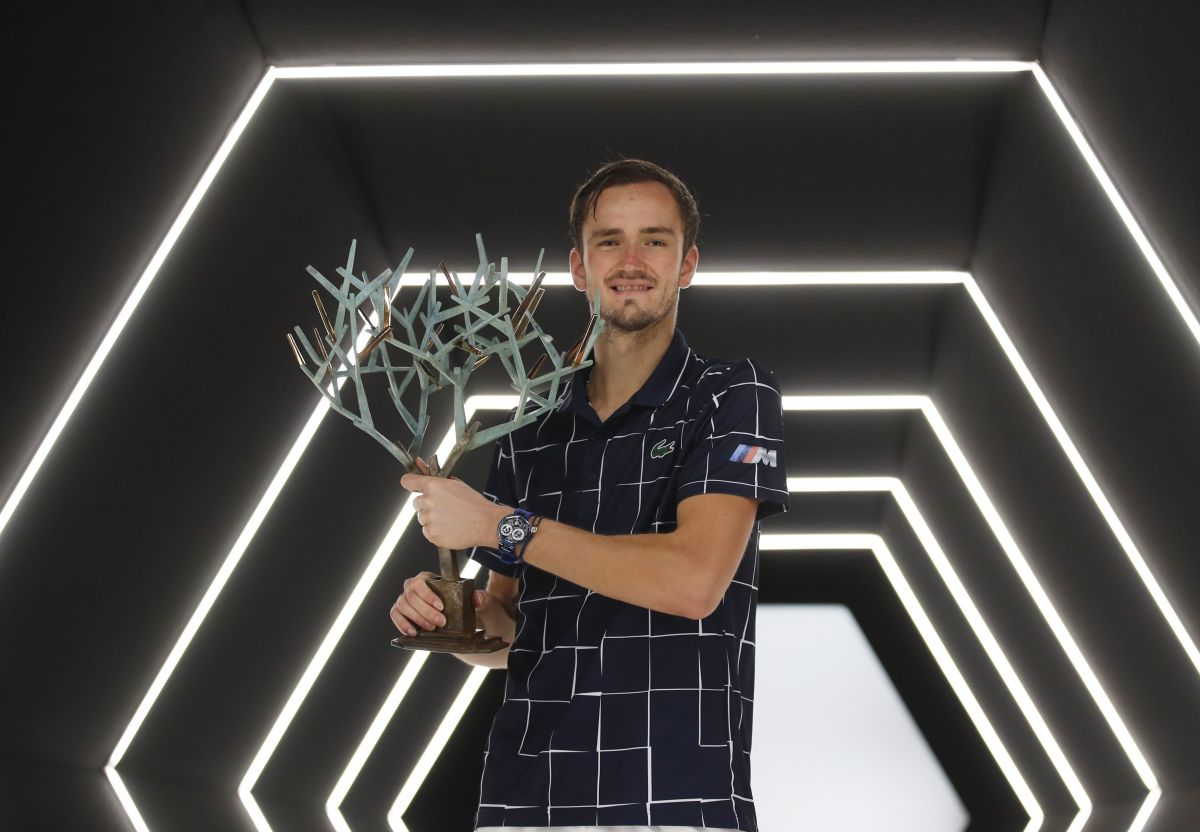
[391,629,509,654]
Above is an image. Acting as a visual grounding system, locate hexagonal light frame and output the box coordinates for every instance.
[113,296,1161,832]
[383,530,1028,832]
[326,408,1078,832]
[60,60,1189,832]
[252,391,1159,832]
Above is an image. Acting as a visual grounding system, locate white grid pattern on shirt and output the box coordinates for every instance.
[471,350,787,831]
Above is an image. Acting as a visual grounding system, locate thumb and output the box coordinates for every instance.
[472,589,489,608]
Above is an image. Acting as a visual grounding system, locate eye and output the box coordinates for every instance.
[597,239,618,247]
[648,239,668,246]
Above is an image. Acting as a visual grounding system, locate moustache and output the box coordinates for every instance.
[605,272,656,285]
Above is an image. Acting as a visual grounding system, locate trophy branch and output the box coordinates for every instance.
[286,235,603,653]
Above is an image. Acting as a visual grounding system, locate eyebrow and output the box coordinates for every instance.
[588,226,680,240]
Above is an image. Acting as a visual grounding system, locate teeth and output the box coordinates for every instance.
[613,285,650,292]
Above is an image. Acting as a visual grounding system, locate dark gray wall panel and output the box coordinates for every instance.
[123,774,257,832]
[0,757,127,832]
[1042,0,1200,310]
[242,0,1048,64]
[969,75,1200,786]
[1,1,264,509]
[0,85,389,771]
[930,293,1193,826]
[877,498,1075,823]
[1150,785,1200,832]
[299,74,1012,273]
[10,1,1200,828]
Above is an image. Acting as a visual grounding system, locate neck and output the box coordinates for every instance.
[587,313,675,411]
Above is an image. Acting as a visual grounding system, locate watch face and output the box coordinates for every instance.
[500,514,530,547]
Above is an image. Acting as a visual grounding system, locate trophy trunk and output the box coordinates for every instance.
[427,576,475,634]
[390,425,507,654]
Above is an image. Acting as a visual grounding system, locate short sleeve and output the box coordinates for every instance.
[466,416,522,577]
[675,359,790,522]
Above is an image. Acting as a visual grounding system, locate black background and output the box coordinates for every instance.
[3,2,1199,830]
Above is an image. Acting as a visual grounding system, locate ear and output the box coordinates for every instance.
[569,247,588,293]
[678,244,699,289]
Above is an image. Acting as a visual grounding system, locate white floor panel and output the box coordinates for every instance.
[754,604,968,832]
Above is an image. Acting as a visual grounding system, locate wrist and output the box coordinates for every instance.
[487,505,512,548]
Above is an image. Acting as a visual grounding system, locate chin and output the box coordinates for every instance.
[599,292,677,334]
[604,309,670,334]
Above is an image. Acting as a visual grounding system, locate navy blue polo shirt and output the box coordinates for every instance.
[468,327,789,831]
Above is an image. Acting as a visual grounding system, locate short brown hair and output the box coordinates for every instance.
[568,158,700,253]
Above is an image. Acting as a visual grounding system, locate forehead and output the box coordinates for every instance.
[586,181,683,231]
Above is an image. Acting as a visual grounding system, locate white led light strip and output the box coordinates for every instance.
[401,271,967,288]
[804,478,1091,831]
[324,552,488,832]
[104,323,375,827]
[792,396,1161,828]
[1030,66,1200,351]
[106,323,371,767]
[0,70,274,541]
[964,274,1200,679]
[387,663,491,832]
[51,59,1178,830]
[273,61,1032,79]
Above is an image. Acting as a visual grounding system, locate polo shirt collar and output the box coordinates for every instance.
[632,326,691,407]
[560,327,691,416]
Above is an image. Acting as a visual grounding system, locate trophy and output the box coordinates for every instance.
[286,236,602,653]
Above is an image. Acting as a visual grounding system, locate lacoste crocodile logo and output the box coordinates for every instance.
[650,438,676,459]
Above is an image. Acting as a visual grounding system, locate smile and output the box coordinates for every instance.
[611,284,652,293]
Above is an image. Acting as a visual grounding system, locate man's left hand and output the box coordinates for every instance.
[400,469,509,550]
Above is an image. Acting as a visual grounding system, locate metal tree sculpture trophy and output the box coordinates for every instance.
[286,236,602,654]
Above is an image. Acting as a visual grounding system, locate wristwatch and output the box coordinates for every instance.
[496,507,541,566]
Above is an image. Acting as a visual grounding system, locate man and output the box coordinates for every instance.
[392,159,789,831]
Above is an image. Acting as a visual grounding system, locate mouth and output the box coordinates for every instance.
[608,282,653,294]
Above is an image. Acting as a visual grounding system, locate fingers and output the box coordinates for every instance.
[391,593,442,634]
[391,572,446,636]
[401,471,435,492]
[472,589,488,608]
[390,602,423,637]
[407,571,443,611]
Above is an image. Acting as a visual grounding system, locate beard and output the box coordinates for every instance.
[598,270,679,334]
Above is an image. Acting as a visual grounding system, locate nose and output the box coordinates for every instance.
[621,248,644,271]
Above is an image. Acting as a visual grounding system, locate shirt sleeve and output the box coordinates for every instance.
[675,358,790,522]
[466,413,523,577]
